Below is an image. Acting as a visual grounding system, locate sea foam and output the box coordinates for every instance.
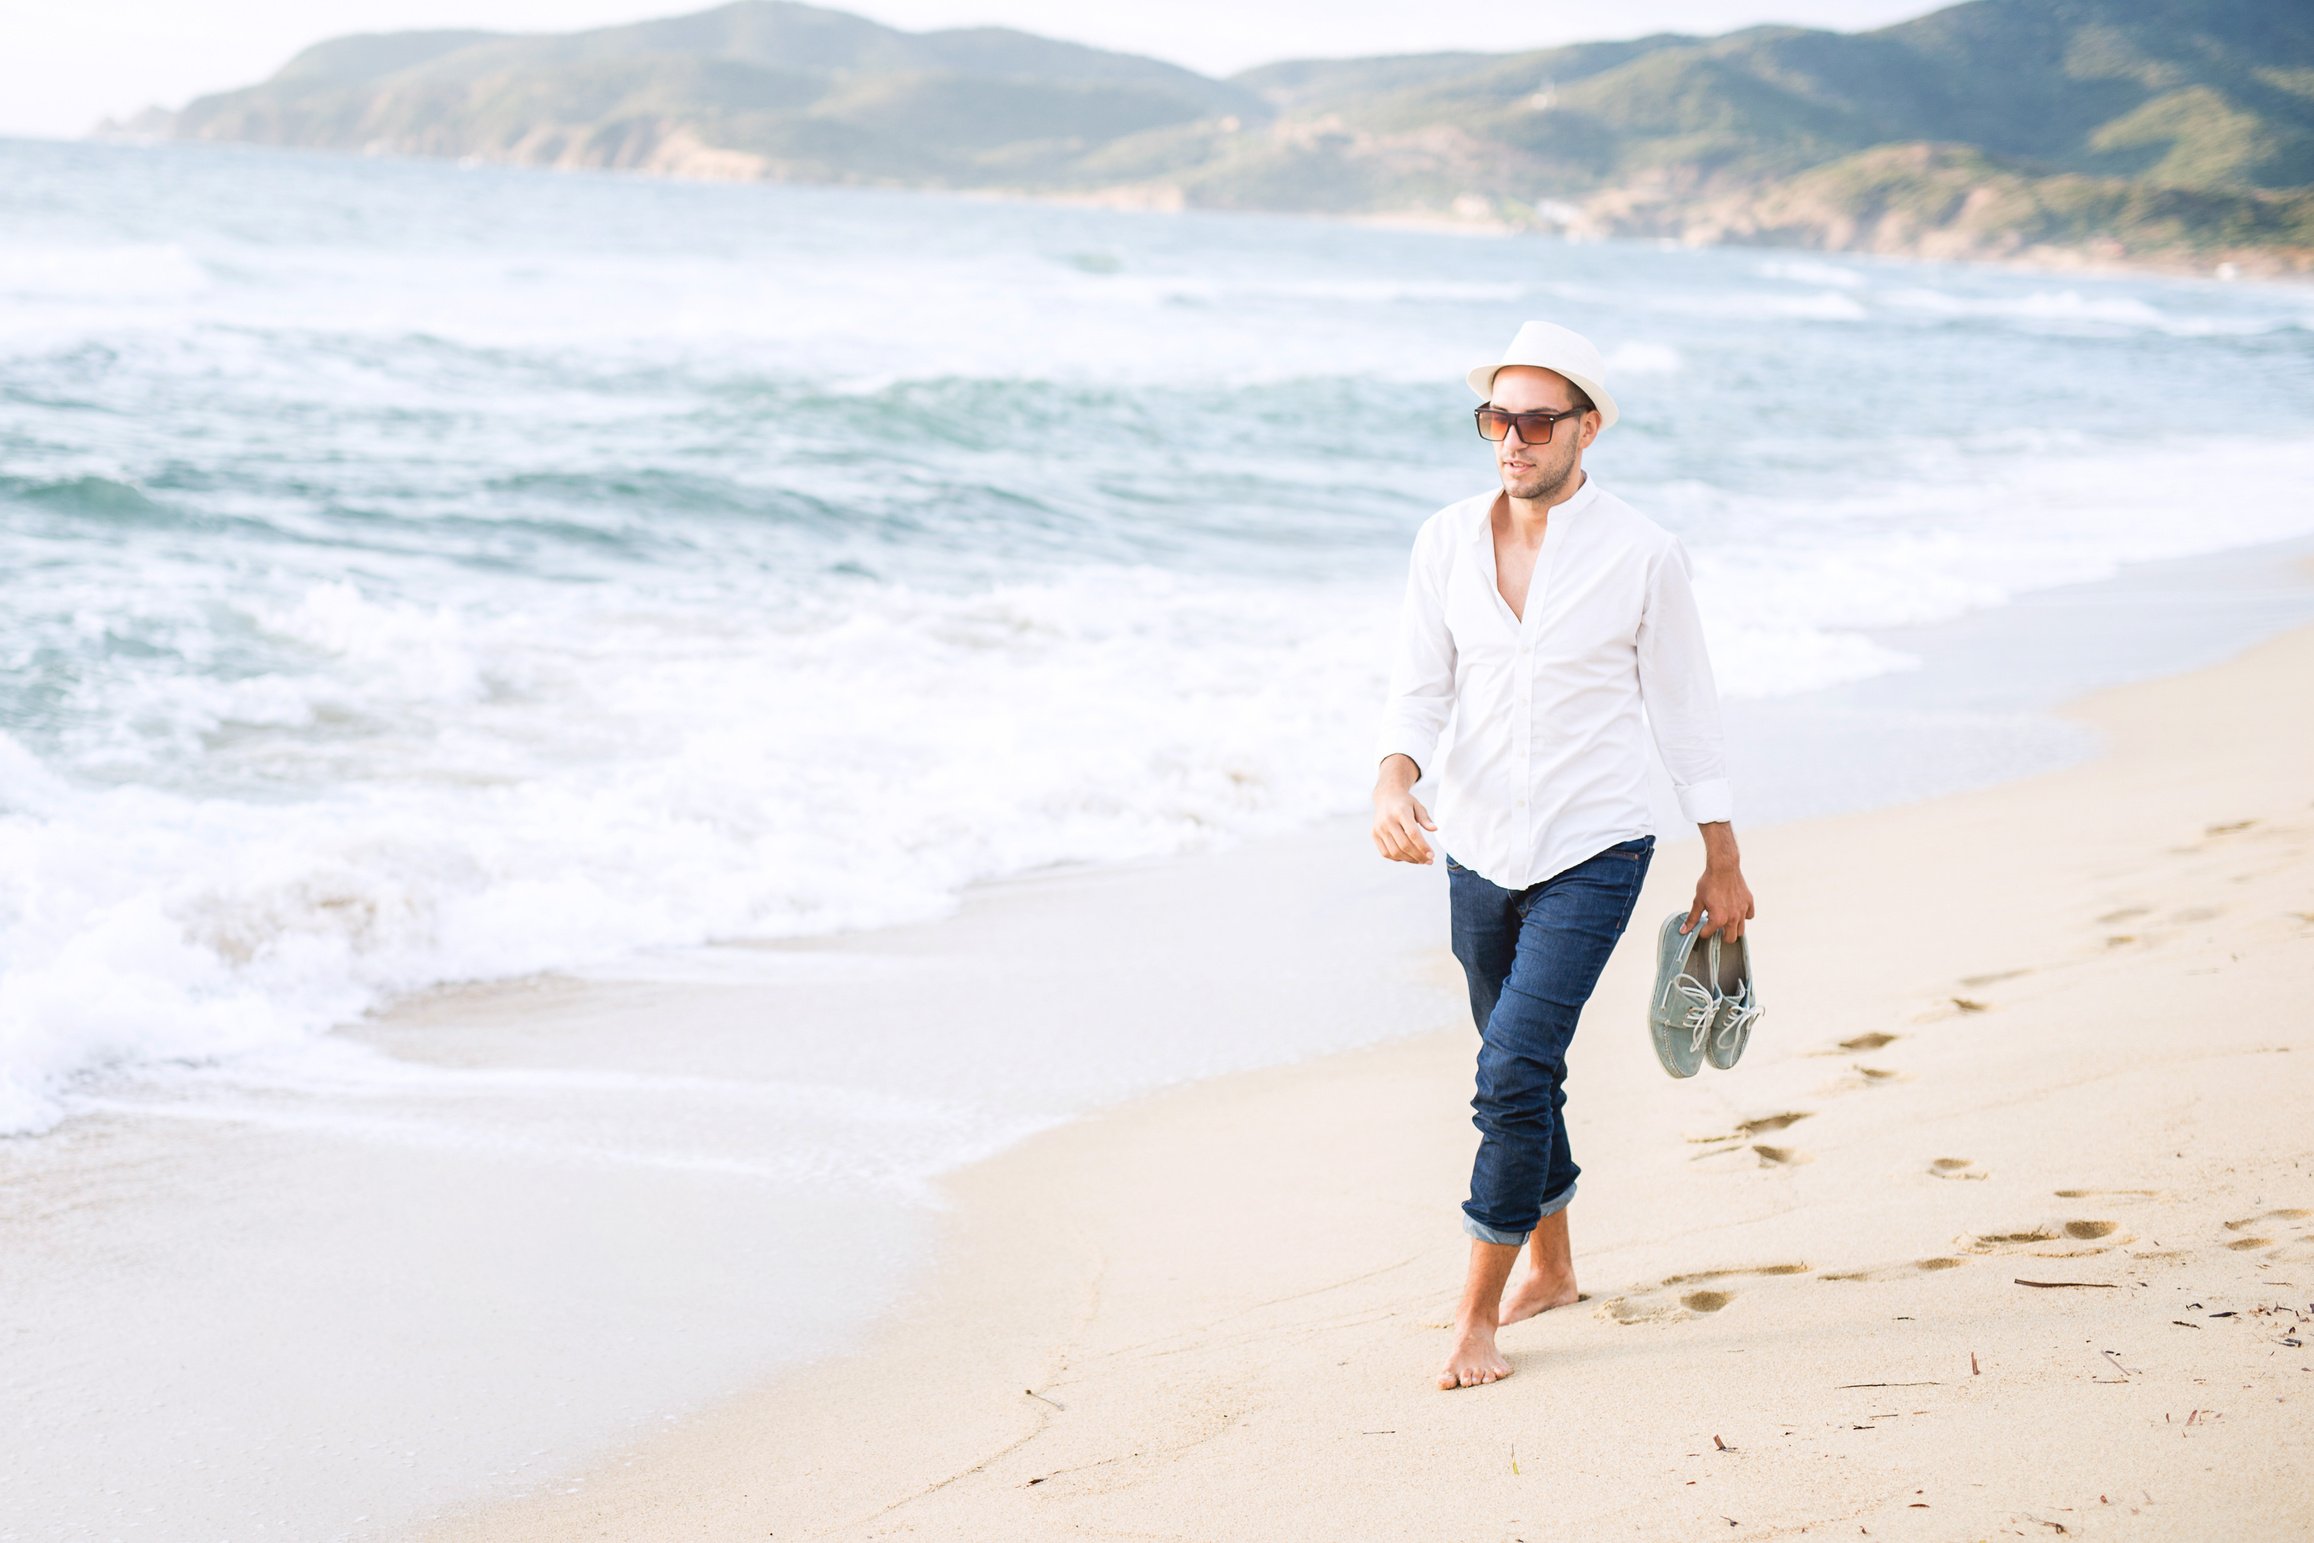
[5,139,2313,1131]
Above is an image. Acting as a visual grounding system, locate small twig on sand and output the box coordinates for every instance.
[2014,1278,2118,1289]
[1024,1388,1066,1410]
[1836,1381,1941,1388]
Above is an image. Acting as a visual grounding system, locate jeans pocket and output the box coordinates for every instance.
[1443,853,1470,874]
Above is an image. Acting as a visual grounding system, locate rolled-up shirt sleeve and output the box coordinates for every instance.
[1374,517,1456,777]
[1636,536,1734,825]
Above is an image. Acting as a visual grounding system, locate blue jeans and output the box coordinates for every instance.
[1446,836,1654,1246]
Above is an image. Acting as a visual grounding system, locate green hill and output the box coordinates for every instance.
[126,0,2314,273]
[1222,0,2314,189]
[1198,0,2314,267]
[149,1,1263,185]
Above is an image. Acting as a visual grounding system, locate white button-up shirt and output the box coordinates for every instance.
[1375,475,1733,890]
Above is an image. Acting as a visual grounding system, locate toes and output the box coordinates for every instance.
[1441,1359,1511,1387]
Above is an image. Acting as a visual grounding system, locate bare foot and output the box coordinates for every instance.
[1437,1322,1513,1390]
[1499,1271,1580,1326]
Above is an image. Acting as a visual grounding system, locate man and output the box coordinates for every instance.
[1369,321,1756,1391]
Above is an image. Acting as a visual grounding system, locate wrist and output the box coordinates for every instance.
[1374,754,1421,800]
[1699,822,1741,868]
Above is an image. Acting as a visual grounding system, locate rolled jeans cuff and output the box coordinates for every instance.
[1460,1179,1577,1247]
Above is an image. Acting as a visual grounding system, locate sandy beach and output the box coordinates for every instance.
[408,608,2314,1539]
[9,120,2314,1543]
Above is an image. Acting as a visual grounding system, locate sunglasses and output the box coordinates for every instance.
[1474,404,1588,443]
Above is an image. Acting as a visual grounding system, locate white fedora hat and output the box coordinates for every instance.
[1466,321,1619,431]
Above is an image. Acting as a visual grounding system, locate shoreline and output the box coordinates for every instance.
[60,133,2314,289]
[421,616,2314,1539]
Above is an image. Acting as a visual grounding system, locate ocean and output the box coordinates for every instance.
[4,134,2314,1137]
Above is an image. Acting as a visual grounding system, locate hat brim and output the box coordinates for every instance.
[1467,362,1619,432]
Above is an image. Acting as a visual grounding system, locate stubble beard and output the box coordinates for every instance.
[1500,450,1575,503]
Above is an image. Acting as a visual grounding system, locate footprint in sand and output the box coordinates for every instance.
[1597,1263,1809,1324]
[2222,1208,2314,1259]
[1809,1033,1908,1085]
[2223,1208,2310,1230]
[1930,1157,1986,1182]
[1687,1112,1812,1160]
[1961,1219,2129,1258]
[1823,1256,1968,1282]
[1814,1051,1907,1088]
[2166,818,2263,858]
[1735,1112,1810,1137]
[2038,1192,2171,1257]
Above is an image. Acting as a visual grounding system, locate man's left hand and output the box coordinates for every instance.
[1682,822,1755,940]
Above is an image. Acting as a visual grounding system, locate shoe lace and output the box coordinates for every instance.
[1667,973,1718,1056]
[1713,985,1761,1057]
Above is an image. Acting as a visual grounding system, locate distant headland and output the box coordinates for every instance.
[107,0,2314,277]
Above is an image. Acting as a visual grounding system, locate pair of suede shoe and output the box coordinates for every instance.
[1648,913,1761,1078]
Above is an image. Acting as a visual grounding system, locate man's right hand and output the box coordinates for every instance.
[1370,754,1438,864]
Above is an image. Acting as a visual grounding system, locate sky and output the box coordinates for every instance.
[0,0,1945,141]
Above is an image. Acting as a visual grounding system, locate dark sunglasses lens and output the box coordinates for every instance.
[1475,409,1509,440]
